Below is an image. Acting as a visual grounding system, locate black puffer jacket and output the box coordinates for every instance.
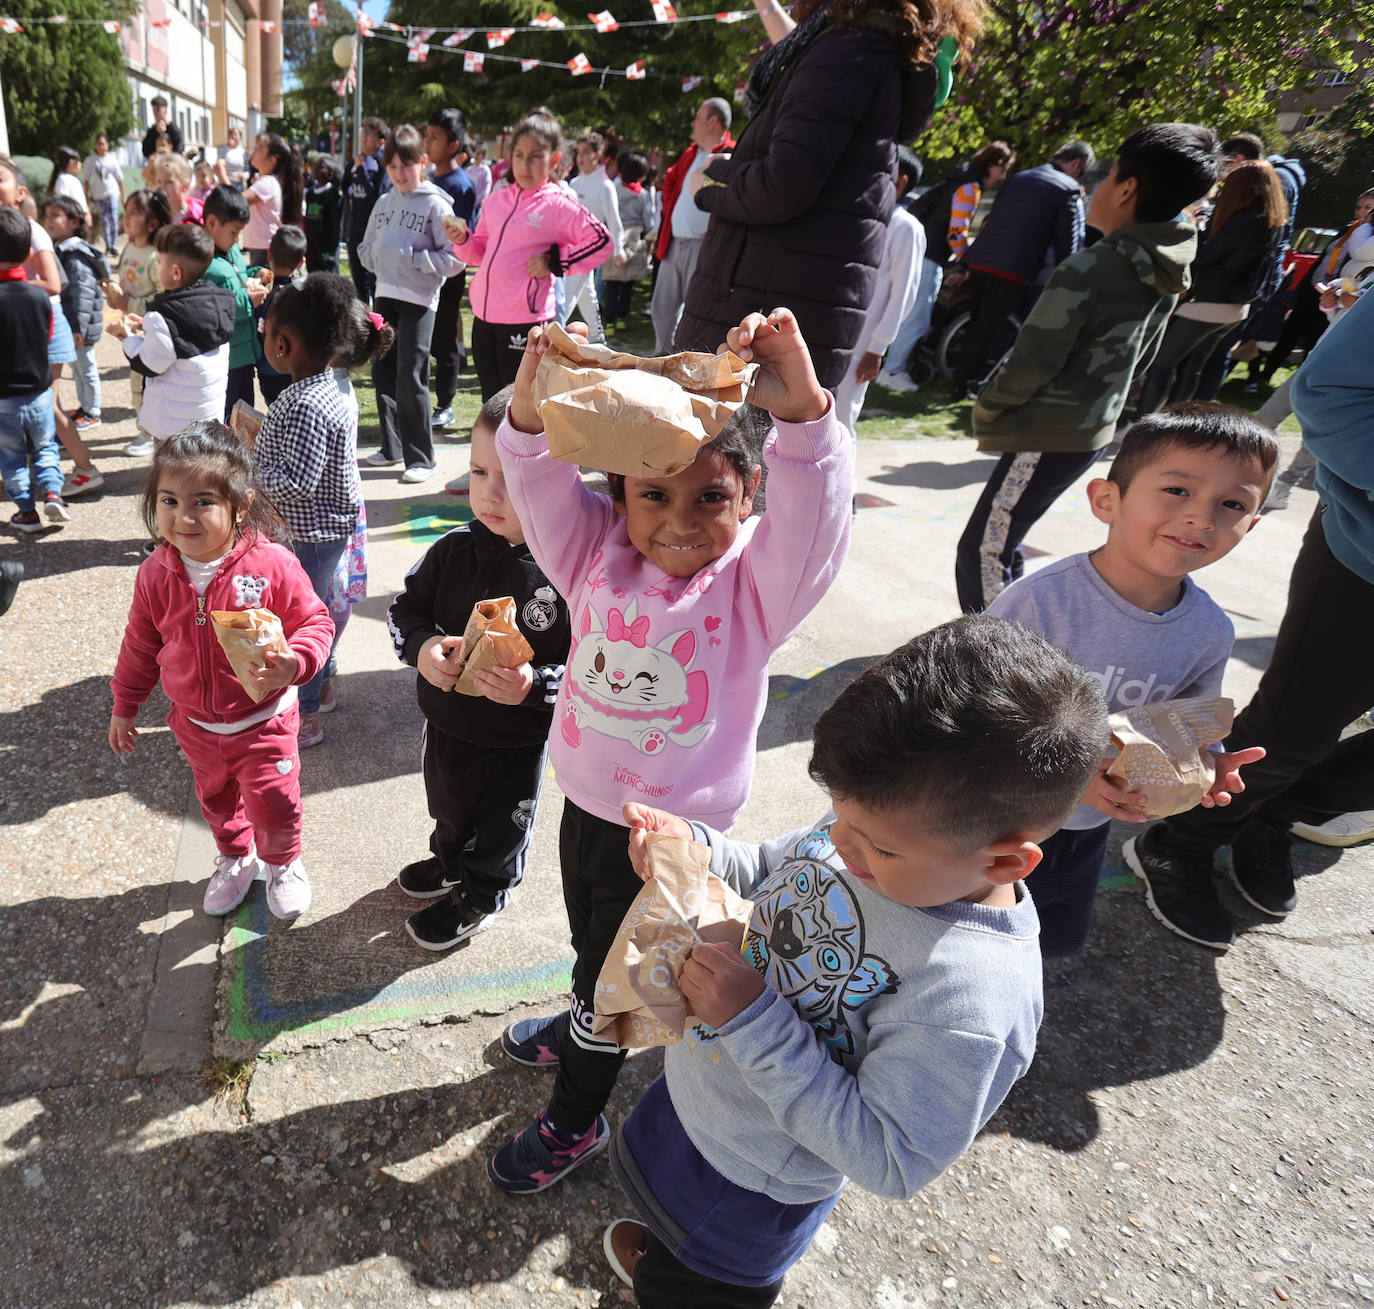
[1190,206,1285,305]
[675,22,935,389]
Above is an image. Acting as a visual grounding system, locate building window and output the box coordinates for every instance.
[1319,68,1352,87]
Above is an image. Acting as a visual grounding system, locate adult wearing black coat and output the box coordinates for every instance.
[673,0,977,391]
[1136,160,1288,414]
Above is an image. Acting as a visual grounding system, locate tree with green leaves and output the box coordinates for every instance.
[922,0,1374,172]
[281,0,356,141]
[0,0,138,156]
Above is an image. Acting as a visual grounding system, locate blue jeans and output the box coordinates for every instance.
[0,390,61,510]
[289,538,348,714]
[883,258,943,379]
[74,344,101,417]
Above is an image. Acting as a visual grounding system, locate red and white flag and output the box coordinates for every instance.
[625,59,646,79]
[413,26,435,42]
[356,13,374,35]
[464,50,485,72]
[46,14,69,22]
[521,58,539,70]
[307,2,325,27]
[567,51,593,75]
[682,74,702,92]
[589,10,618,31]
[382,20,404,31]
[0,17,23,31]
[258,19,276,32]
[443,27,473,45]
[715,10,747,21]
[532,11,565,27]
[151,17,173,27]
[407,42,429,62]
[651,1,676,20]
[102,19,122,33]
[486,27,513,47]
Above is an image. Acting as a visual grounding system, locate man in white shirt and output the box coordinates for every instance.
[83,135,125,252]
[650,99,732,355]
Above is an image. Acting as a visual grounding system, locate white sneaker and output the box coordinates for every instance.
[204,848,262,915]
[875,369,921,394]
[61,466,104,497]
[265,858,312,920]
[125,436,156,457]
[360,451,399,467]
[399,464,435,484]
[1290,811,1374,847]
[444,471,470,496]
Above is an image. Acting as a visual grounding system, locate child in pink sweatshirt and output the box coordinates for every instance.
[444,108,610,400]
[485,308,854,1195]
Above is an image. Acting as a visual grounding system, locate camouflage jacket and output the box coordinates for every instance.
[973,221,1197,454]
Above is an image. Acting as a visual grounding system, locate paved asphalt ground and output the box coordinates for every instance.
[1,337,1371,1308]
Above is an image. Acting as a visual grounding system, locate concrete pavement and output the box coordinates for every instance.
[1,339,1371,1307]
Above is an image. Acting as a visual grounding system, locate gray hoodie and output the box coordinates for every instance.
[357,179,464,310]
[974,220,1197,453]
[662,818,1043,1205]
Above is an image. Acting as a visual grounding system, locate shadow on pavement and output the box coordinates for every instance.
[870,457,997,490]
[758,655,881,751]
[1,676,186,825]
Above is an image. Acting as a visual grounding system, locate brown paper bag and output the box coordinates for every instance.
[592,832,755,1048]
[210,608,289,703]
[1105,696,1234,819]
[447,597,535,697]
[532,322,754,477]
[229,400,265,451]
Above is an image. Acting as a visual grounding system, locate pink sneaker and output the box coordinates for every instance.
[264,859,311,920]
[203,848,261,915]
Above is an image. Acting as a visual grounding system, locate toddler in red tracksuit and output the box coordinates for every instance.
[110,421,334,922]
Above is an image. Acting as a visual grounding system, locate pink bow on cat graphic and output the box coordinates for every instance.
[606,608,650,648]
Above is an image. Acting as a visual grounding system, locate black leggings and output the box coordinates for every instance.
[471,316,543,401]
[634,1230,783,1309]
[546,800,641,1134]
[1024,824,1112,958]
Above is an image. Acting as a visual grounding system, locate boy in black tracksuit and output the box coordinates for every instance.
[387,388,571,950]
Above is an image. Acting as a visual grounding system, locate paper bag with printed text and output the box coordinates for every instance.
[1105,696,1234,819]
[592,832,754,1048]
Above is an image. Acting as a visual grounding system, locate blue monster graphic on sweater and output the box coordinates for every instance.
[733,827,898,1061]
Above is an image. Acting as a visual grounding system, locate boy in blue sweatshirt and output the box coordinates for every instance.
[988,404,1275,958]
[598,616,1109,1306]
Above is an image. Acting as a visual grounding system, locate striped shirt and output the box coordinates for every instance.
[948,181,981,260]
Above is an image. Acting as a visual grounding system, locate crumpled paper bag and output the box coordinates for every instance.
[210,608,289,703]
[592,832,754,1048]
[230,400,265,451]
[533,322,754,477]
[1105,696,1234,819]
[445,597,534,697]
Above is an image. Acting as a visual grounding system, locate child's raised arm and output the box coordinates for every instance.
[728,309,853,647]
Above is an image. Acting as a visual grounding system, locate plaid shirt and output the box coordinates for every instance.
[254,368,359,542]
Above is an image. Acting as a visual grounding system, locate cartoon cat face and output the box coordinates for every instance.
[568,603,696,713]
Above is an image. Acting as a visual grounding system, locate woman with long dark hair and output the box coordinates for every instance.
[1136,159,1288,413]
[673,0,983,389]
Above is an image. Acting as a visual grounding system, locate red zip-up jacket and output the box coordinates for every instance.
[654,134,735,262]
[112,533,334,724]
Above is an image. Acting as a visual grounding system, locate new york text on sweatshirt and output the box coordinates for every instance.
[496,406,853,830]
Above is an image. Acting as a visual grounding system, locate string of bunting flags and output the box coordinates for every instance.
[0,5,755,91]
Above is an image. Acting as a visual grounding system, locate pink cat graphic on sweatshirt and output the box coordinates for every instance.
[497,406,853,830]
[563,600,712,754]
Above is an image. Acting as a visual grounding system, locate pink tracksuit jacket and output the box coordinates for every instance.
[454,181,611,325]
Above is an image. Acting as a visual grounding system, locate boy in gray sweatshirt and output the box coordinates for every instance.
[988,404,1276,957]
[600,615,1109,1306]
